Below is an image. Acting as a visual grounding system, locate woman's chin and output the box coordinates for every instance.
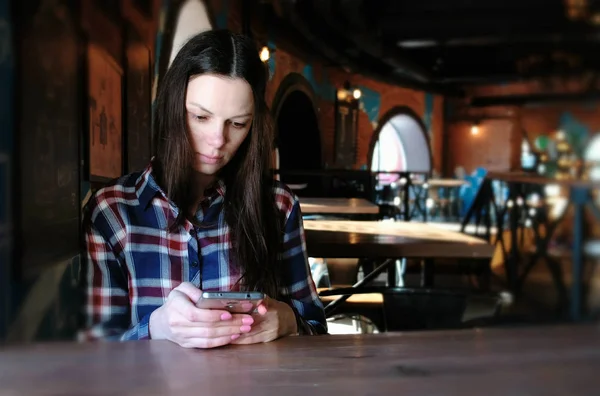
[193,163,221,176]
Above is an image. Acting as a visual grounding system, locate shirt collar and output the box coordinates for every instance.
[203,179,226,200]
[135,162,163,210]
[135,162,227,210]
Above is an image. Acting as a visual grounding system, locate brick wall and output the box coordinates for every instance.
[446,80,600,175]
[446,118,519,175]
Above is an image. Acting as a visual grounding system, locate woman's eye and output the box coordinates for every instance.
[194,115,208,122]
[231,121,247,129]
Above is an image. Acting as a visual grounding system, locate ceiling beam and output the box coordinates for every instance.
[396,32,600,49]
[311,0,432,82]
[470,92,600,107]
[274,0,461,95]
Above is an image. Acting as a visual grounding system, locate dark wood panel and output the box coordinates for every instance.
[0,325,598,394]
[125,24,152,173]
[132,0,154,18]
[15,1,80,276]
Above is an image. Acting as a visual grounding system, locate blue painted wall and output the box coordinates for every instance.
[357,85,381,130]
[0,0,13,339]
[423,92,434,137]
[214,0,230,29]
[301,64,336,101]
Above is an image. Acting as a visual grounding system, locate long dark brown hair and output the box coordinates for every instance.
[153,30,281,297]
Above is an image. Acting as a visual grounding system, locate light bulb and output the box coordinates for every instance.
[259,46,270,62]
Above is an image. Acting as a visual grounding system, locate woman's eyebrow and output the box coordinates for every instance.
[188,102,252,118]
[188,102,213,114]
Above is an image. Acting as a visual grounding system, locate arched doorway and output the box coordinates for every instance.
[155,0,215,93]
[272,73,322,195]
[168,0,213,66]
[368,107,432,184]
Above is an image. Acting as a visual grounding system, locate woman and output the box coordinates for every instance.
[80,30,327,348]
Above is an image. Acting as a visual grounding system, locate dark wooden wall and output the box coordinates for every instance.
[5,0,156,341]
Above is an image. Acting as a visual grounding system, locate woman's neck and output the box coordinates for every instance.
[190,171,216,213]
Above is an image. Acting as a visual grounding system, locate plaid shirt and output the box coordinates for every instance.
[80,163,327,341]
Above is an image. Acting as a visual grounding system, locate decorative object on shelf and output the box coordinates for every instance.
[532,134,555,177]
[520,139,538,173]
[555,130,576,180]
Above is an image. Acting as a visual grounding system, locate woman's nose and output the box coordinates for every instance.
[207,124,225,147]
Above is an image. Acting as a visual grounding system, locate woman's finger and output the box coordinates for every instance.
[173,323,251,339]
[172,282,203,304]
[231,325,278,345]
[168,310,254,327]
[179,335,238,349]
[255,303,268,316]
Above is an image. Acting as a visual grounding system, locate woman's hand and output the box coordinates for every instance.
[231,296,298,345]
[149,282,254,348]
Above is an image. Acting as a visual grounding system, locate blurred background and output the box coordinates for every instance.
[1,0,599,341]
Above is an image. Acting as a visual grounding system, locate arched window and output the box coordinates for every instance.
[369,107,432,185]
[371,123,407,183]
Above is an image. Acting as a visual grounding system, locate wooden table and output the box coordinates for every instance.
[1,325,598,395]
[304,220,493,259]
[415,178,469,188]
[300,197,380,215]
[305,220,495,318]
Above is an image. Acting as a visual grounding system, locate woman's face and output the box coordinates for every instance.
[185,74,254,176]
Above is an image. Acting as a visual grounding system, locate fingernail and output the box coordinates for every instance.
[221,312,232,320]
[231,334,240,340]
[242,317,254,325]
[240,325,252,333]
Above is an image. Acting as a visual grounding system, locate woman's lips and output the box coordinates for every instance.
[199,154,223,164]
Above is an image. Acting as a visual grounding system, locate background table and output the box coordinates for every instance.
[1,325,598,395]
[304,220,494,259]
[300,197,380,216]
[304,220,497,321]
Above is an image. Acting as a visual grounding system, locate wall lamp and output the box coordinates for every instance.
[336,81,362,102]
[470,121,480,136]
[259,45,275,62]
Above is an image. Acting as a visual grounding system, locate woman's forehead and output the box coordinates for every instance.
[186,74,254,118]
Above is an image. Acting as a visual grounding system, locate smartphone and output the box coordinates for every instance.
[196,291,265,313]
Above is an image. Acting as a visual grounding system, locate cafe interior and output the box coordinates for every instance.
[1,0,599,393]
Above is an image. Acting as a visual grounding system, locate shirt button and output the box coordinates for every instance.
[191,261,199,267]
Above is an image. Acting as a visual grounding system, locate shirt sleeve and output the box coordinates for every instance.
[78,216,152,342]
[279,201,328,335]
